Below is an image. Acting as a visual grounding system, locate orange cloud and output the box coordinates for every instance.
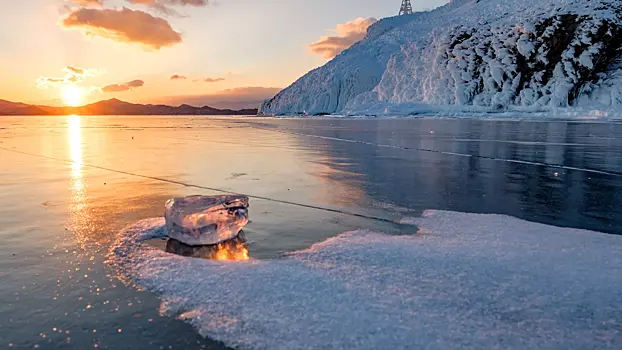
[68,0,104,7]
[308,17,377,59]
[62,7,182,49]
[101,80,145,92]
[170,74,187,80]
[36,66,97,89]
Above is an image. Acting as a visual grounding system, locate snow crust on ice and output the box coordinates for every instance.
[260,0,622,117]
[109,210,622,350]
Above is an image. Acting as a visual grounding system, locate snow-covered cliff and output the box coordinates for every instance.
[260,0,622,116]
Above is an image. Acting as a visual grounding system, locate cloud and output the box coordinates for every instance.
[36,66,97,89]
[152,87,282,109]
[66,66,86,75]
[218,87,282,96]
[171,74,224,82]
[190,77,226,83]
[62,7,182,49]
[169,0,207,4]
[68,0,104,7]
[127,0,208,16]
[127,0,208,6]
[101,80,145,92]
[127,0,180,16]
[308,17,377,59]
[203,77,225,83]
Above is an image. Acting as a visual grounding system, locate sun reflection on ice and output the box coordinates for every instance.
[67,115,89,247]
[68,115,83,181]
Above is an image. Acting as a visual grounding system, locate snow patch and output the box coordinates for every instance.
[397,216,419,225]
[109,211,622,350]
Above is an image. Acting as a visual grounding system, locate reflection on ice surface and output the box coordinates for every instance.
[110,210,622,350]
[166,231,249,261]
[164,195,249,246]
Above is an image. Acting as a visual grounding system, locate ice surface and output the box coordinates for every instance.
[110,210,622,350]
[164,195,249,246]
[261,0,622,117]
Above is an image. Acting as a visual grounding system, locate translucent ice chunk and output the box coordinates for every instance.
[164,195,249,246]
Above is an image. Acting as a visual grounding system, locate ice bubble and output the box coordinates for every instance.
[164,195,249,246]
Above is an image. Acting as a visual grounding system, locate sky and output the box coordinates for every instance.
[0,0,448,108]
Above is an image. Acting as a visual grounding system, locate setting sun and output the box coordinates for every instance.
[62,85,84,107]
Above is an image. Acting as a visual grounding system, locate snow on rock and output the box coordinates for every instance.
[260,0,622,116]
[108,211,622,350]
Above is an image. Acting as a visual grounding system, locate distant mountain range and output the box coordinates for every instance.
[0,98,258,116]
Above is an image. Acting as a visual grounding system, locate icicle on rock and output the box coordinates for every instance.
[164,195,249,246]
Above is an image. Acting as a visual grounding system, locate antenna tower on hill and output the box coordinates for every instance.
[399,0,413,15]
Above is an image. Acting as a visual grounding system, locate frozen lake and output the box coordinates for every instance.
[1,116,621,349]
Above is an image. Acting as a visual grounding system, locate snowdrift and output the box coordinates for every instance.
[260,0,622,116]
[109,211,622,349]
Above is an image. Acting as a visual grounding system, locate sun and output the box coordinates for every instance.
[62,85,84,107]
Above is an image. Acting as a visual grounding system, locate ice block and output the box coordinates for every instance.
[164,195,249,246]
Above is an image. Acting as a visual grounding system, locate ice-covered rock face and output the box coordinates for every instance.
[164,195,249,246]
[261,0,622,116]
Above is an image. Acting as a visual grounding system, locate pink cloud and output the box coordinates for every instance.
[170,74,187,80]
[203,77,225,83]
[308,17,377,59]
[62,7,182,49]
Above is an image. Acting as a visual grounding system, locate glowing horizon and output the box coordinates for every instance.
[0,0,448,107]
